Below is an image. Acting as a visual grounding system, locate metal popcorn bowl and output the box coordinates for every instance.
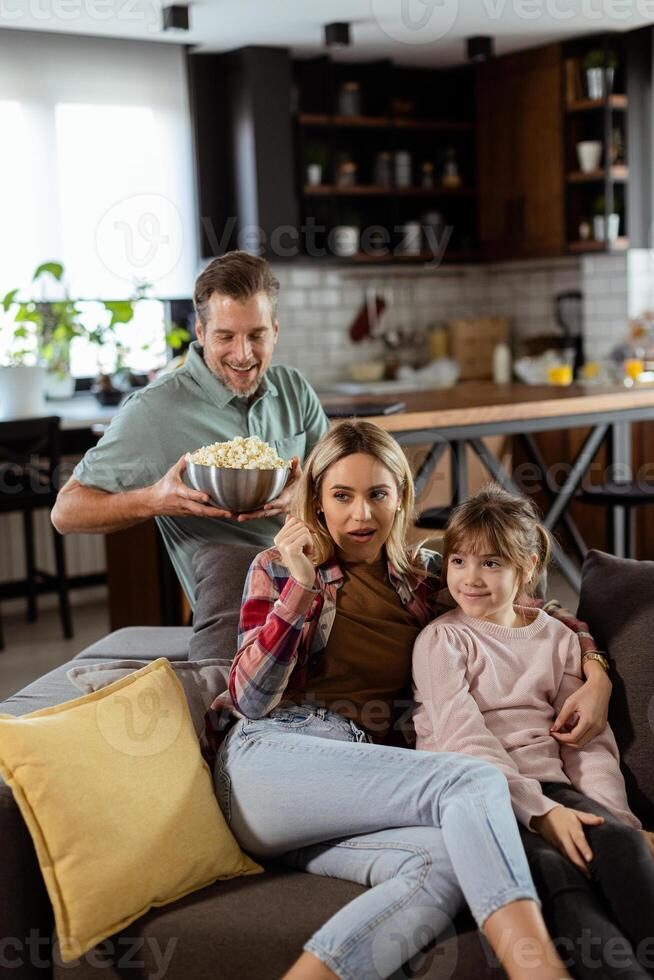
[185,458,291,513]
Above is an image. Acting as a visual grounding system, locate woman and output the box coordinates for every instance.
[211,420,612,980]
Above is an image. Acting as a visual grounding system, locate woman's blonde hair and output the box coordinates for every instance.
[442,483,551,596]
[291,419,423,575]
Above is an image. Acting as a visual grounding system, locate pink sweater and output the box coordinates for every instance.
[412,607,640,831]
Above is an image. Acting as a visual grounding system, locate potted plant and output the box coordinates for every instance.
[583,49,618,100]
[305,141,328,187]
[1,261,86,414]
[87,283,190,404]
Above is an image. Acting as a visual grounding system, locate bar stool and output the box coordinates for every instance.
[0,416,73,650]
[578,480,654,559]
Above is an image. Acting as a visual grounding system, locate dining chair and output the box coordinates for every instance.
[0,416,73,650]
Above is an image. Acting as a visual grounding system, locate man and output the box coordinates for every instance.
[51,251,330,604]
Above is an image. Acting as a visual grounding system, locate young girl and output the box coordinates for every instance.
[211,420,610,980]
[412,484,654,980]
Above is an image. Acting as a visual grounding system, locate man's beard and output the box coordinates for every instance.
[208,359,262,399]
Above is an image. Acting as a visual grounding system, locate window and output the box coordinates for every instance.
[0,32,199,375]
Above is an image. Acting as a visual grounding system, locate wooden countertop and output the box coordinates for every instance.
[322,381,654,432]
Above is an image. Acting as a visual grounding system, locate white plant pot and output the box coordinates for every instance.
[332,225,360,257]
[593,214,620,243]
[0,365,46,418]
[576,140,602,173]
[306,163,323,186]
[44,370,76,401]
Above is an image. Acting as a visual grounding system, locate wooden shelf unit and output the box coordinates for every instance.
[297,113,474,132]
[303,184,475,197]
[294,57,478,262]
[567,235,629,253]
[565,94,628,112]
[567,166,629,183]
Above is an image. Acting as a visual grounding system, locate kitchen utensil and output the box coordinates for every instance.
[554,290,584,374]
[185,460,290,513]
[348,292,386,342]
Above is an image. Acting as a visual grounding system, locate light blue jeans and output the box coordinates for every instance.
[214,704,538,980]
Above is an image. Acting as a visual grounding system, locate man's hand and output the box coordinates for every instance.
[531,806,604,878]
[150,455,235,520]
[641,830,654,857]
[273,515,317,589]
[236,456,301,522]
[551,666,611,748]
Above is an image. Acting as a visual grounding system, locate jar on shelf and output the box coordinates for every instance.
[395,151,412,188]
[336,159,357,188]
[373,152,393,187]
[338,81,362,118]
[441,147,462,188]
[420,161,434,189]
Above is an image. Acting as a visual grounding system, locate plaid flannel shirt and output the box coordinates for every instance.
[211,547,600,725]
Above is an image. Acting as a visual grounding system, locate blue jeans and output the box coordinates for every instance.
[214,704,538,980]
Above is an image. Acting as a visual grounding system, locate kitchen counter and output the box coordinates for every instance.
[321,381,654,435]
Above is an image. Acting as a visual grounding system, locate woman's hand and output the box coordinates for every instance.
[531,806,604,878]
[551,666,611,748]
[273,516,317,589]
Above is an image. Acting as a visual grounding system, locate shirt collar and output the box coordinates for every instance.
[182,341,278,408]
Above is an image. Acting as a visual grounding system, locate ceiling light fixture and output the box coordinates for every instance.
[466,36,494,62]
[162,4,189,31]
[324,22,351,48]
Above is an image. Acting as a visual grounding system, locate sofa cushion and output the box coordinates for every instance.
[189,543,261,662]
[50,866,493,980]
[577,549,654,826]
[0,659,263,962]
[68,658,231,754]
[74,627,193,663]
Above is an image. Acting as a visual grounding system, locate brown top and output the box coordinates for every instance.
[321,381,654,434]
[287,557,420,743]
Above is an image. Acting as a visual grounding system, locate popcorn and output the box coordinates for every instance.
[187,435,290,470]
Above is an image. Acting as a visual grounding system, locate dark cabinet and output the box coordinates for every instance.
[477,45,565,259]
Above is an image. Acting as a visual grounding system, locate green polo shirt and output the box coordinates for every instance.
[74,342,329,605]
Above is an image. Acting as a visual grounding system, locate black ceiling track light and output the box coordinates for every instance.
[162,5,190,31]
[467,36,494,62]
[324,22,351,48]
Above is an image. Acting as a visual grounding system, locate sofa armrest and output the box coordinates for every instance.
[0,780,53,977]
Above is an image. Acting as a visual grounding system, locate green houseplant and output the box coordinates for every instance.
[1,263,190,412]
[583,49,618,100]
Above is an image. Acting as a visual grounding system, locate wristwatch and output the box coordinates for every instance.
[582,651,610,673]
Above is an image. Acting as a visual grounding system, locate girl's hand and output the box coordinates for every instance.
[273,516,317,589]
[641,830,654,857]
[531,806,604,878]
[551,667,611,748]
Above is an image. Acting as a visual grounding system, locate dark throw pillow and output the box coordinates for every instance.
[577,549,654,827]
[189,542,262,663]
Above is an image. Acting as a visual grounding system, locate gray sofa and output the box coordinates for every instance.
[1,549,653,980]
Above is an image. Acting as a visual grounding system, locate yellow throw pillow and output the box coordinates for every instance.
[0,657,262,962]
